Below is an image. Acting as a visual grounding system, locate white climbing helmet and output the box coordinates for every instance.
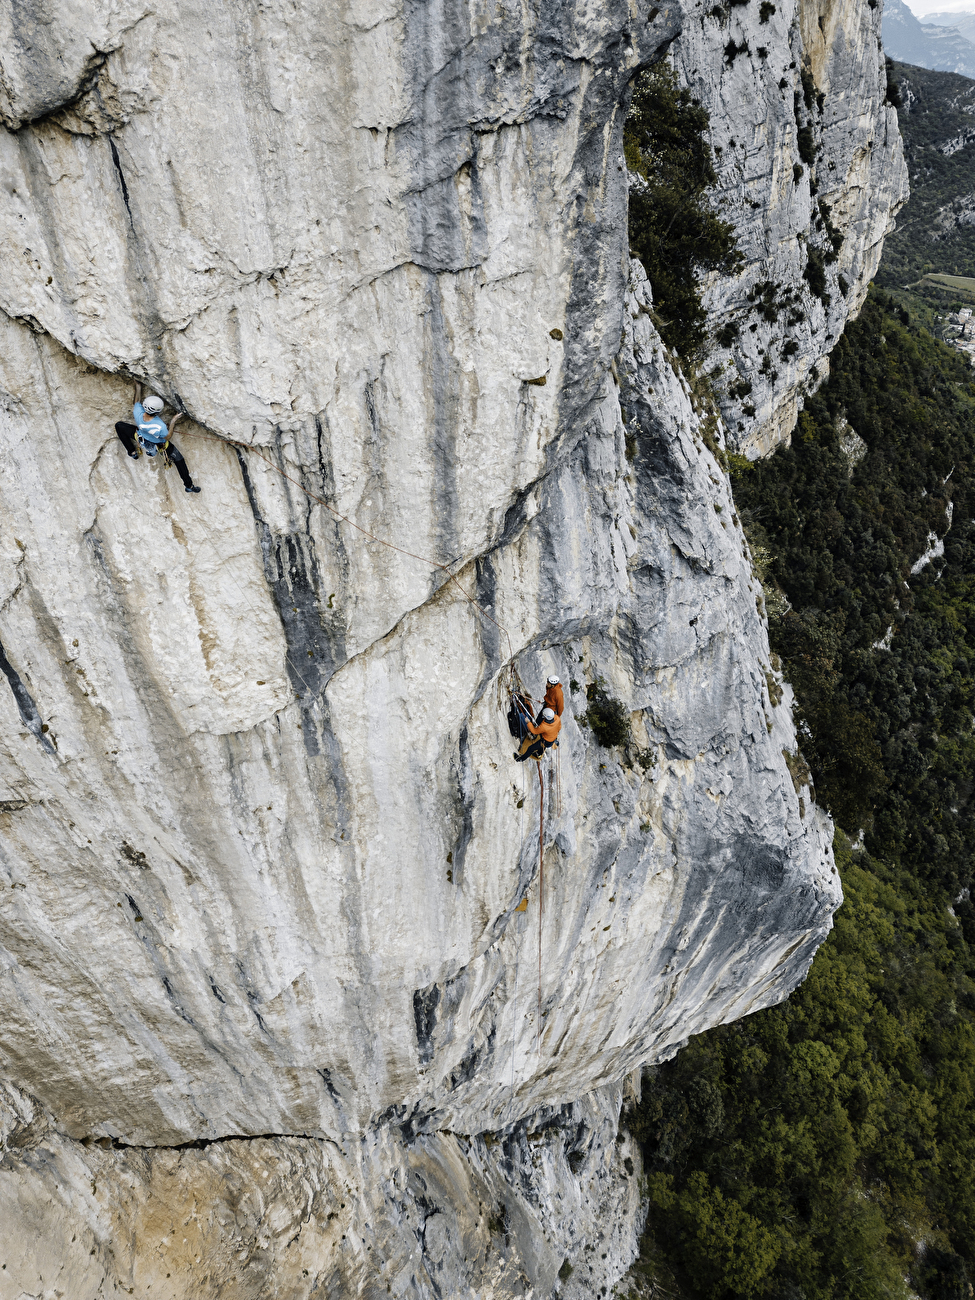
[542,707,555,722]
[547,676,561,685]
[142,395,164,413]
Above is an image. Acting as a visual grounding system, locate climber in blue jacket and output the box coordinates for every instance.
[115,393,201,493]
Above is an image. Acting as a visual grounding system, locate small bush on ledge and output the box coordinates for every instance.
[582,681,632,748]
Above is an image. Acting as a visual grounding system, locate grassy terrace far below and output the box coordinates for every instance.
[916,272,975,296]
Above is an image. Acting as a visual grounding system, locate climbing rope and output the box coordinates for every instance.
[536,755,544,1054]
[506,940,520,1121]
[189,423,516,665]
[504,755,530,1120]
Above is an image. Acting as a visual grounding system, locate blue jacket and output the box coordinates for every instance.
[133,402,168,445]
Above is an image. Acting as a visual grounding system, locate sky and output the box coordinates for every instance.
[904,0,975,15]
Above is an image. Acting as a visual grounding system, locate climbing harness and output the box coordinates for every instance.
[158,414,180,469]
[140,440,171,469]
[135,412,180,467]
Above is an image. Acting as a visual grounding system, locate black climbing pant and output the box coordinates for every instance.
[115,422,195,489]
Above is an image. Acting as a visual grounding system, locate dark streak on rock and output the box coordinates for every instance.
[108,135,133,225]
[451,725,477,886]
[0,636,55,754]
[317,1068,340,1101]
[234,442,344,710]
[413,984,441,1066]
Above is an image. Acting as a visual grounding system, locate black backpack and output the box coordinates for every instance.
[507,693,531,738]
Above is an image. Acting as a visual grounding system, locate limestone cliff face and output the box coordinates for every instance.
[672,0,909,454]
[0,0,896,1296]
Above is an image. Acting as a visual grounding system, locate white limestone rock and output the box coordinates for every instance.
[0,0,896,1294]
[669,0,909,453]
[1,1075,643,1299]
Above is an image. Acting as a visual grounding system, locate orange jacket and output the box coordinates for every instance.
[543,682,564,717]
[527,714,561,745]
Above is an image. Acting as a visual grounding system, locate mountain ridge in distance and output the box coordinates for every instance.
[883,0,975,78]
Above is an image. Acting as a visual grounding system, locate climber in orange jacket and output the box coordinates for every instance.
[514,707,561,763]
[541,675,564,719]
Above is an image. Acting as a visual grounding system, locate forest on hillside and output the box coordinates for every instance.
[624,64,975,1300]
[878,60,975,313]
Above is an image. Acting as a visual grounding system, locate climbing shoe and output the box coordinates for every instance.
[186,485,201,493]
[128,451,139,460]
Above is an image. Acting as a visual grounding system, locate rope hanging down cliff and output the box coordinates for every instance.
[536,754,545,1053]
[130,409,559,1044]
[188,421,563,1061]
[189,422,517,664]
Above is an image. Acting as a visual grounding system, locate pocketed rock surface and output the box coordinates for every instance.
[0,0,898,1295]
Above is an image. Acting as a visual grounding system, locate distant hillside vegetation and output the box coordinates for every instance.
[619,50,975,1300]
[625,290,975,1300]
[878,61,975,296]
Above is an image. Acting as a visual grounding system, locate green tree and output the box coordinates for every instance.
[647,1171,782,1299]
[625,62,742,359]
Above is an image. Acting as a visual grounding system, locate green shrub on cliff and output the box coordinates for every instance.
[582,680,632,748]
[625,62,742,359]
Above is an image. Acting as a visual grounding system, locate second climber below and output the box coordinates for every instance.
[515,705,561,763]
[115,391,201,493]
